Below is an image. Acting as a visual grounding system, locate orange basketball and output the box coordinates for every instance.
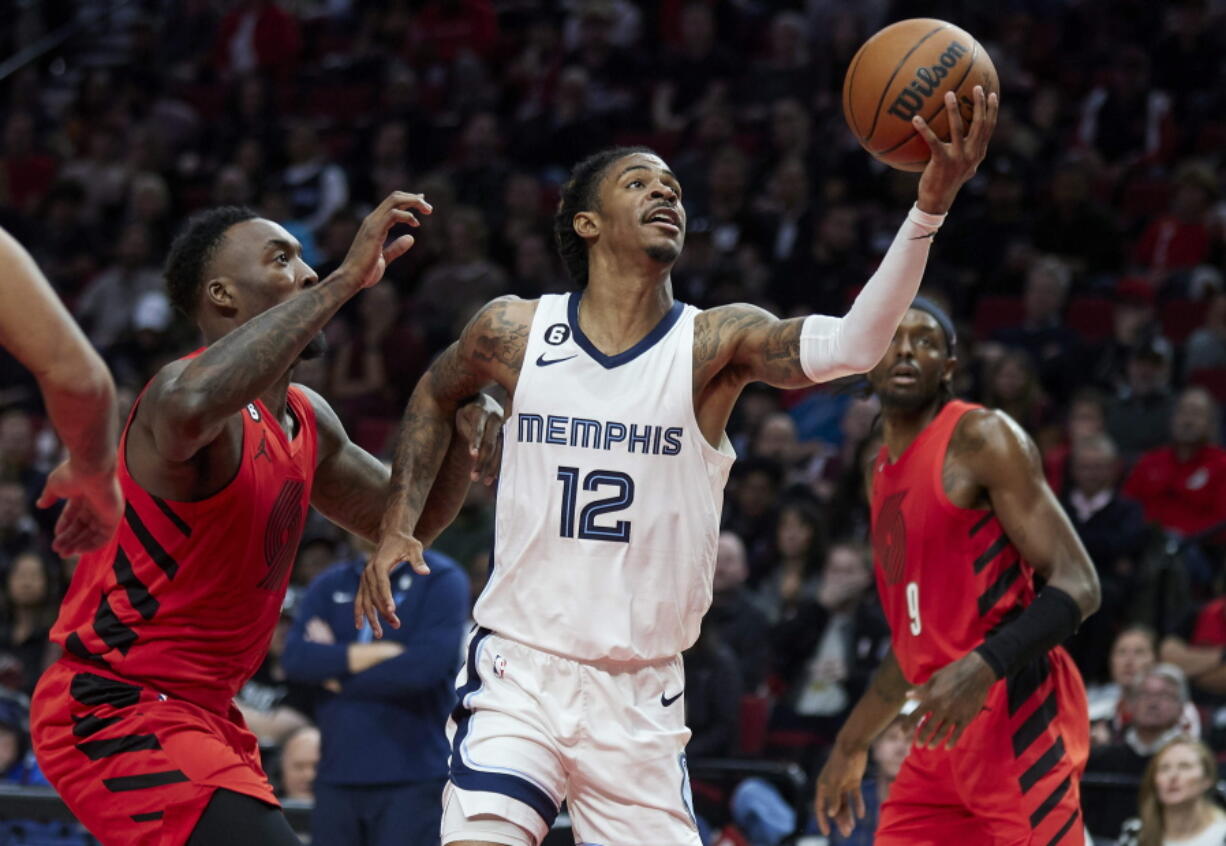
[842,18,999,172]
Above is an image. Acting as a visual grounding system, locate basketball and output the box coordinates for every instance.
[842,18,999,171]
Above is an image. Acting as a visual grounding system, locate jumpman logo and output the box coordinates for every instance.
[254,434,270,462]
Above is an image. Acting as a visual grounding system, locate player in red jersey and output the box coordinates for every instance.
[0,226,121,555]
[815,299,1102,845]
[31,193,502,846]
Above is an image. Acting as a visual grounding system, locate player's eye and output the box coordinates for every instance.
[627,180,643,189]
[275,253,289,264]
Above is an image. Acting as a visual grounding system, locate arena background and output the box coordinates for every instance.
[0,0,1224,843]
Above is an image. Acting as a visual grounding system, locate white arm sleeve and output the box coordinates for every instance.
[798,204,946,383]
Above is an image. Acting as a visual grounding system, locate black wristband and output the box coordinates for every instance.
[974,587,1082,680]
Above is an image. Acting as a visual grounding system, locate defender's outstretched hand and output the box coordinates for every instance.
[356,529,427,637]
[38,458,123,556]
[456,393,504,486]
[341,191,433,290]
[914,85,999,214]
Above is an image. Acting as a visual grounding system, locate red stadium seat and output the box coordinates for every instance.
[972,295,1024,339]
[1065,297,1114,343]
[737,694,770,758]
[1189,369,1226,404]
[1160,298,1205,344]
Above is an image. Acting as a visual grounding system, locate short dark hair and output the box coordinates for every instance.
[164,206,258,318]
[553,146,652,286]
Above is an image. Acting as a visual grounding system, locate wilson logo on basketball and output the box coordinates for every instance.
[873,490,909,585]
[887,40,970,121]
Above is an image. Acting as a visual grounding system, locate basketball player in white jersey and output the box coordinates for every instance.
[357,88,998,846]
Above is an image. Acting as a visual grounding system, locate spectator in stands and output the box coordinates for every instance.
[1031,158,1124,277]
[73,222,162,351]
[0,409,47,513]
[1161,584,1226,699]
[0,484,39,572]
[1077,46,1173,170]
[0,695,46,786]
[722,457,783,580]
[415,205,509,347]
[1117,738,1226,846]
[769,541,890,751]
[992,255,1080,403]
[449,112,510,220]
[1044,387,1109,495]
[213,0,301,79]
[707,531,769,694]
[278,122,349,235]
[1124,386,1226,541]
[1185,289,1226,376]
[1108,333,1177,462]
[748,412,812,485]
[982,348,1047,436]
[682,624,741,759]
[788,204,867,318]
[1062,433,1149,678]
[1,112,56,216]
[652,1,736,132]
[0,549,60,696]
[281,539,467,846]
[277,725,320,802]
[1088,624,1158,744]
[753,498,827,625]
[1087,664,1197,838]
[1135,162,1216,279]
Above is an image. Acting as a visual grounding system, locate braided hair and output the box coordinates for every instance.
[553,146,652,286]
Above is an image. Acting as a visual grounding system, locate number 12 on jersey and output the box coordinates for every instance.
[556,467,635,543]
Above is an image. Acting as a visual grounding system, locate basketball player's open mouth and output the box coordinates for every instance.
[890,365,919,385]
[643,208,682,234]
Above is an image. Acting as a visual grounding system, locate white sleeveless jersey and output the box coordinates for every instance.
[476,292,736,664]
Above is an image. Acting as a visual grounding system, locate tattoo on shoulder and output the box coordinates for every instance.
[471,300,529,374]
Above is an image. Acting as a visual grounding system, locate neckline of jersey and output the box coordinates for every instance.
[566,291,684,370]
[878,400,965,471]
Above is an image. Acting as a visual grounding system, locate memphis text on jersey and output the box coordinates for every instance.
[517,412,684,456]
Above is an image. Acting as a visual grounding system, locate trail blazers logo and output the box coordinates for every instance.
[259,479,305,590]
[873,489,909,585]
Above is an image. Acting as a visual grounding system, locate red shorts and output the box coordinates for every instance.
[31,659,278,846]
[877,647,1089,846]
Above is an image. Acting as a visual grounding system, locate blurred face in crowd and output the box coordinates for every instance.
[1130,673,1183,733]
[1171,388,1214,448]
[1153,742,1214,809]
[1070,437,1118,497]
[1109,629,1155,687]
[0,411,34,466]
[280,728,320,801]
[584,152,685,269]
[753,413,797,463]
[990,354,1031,403]
[868,309,955,413]
[0,482,27,530]
[8,553,48,608]
[1127,353,1169,397]
[815,206,858,253]
[1067,397,1105,441]
[776,507,816,560]
[1023,263,1067,324]
[818,544,871,610]
[871,720,911,781]
[713,531,748,594]
[840,397,880,445]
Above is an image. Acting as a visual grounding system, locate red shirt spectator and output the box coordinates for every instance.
[407,0,499,64]
[1133,163,1216,275]
[1123,387,1226,539]
[213,0,301,78]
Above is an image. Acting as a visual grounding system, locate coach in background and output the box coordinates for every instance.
[281,535,469,846]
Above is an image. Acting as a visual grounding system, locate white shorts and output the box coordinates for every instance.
[442,628,702,846]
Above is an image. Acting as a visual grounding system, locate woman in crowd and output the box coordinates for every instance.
[1118,738,1226,846]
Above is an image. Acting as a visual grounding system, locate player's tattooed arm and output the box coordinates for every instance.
[960,410,1101,620]
[692,304,810,391]
[145,193,430,463]
[357,296,533,635]
[302,386,500,546]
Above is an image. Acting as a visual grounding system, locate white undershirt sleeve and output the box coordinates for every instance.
[798,203,946,383]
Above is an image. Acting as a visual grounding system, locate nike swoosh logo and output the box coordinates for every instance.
[536,354,576,367]
[661,690,683,707]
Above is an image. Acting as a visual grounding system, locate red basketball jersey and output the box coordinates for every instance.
[871,400,1036,685]
[51,354,318,714]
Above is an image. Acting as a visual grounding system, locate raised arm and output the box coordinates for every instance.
[695,88,998,394]
[356,295,534,635]
[0,226,121,554]
[303,386,502,546]
[144,192,429,463]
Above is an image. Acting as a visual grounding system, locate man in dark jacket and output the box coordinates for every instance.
[282,543,468,846]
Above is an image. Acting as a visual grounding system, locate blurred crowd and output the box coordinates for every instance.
[0,0,1224,843]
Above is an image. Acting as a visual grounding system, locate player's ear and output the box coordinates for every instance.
[572,210,600,241]
[204,277,237,312]
[943,355,958,389]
